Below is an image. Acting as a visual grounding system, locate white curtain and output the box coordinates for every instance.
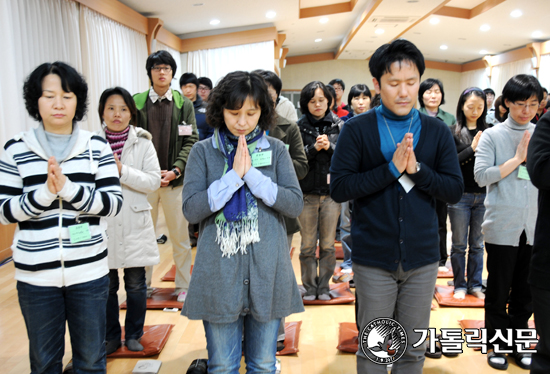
[538,54,550,89]
[459,68,490,92]
[490,59,534,97]
[187,41,275,86]
[0,0,81,147]
[80,6,149,131]
[156,41,183,92]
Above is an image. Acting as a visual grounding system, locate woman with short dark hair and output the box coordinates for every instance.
[418,78,456,126]
[0,62,123,373]
[181,71,304,373]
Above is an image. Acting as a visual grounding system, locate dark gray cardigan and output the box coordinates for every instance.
[181,136,305,323]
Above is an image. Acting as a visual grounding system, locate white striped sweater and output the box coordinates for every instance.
[0,127,123,287]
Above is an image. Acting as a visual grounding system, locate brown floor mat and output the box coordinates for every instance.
[121,287,182,309]
[299,282,355,305]
[437,267,454,278]
[277,321,302,356]
[107,324,174,358]
[337,322,359,353]
[434,285,484,307]
[315,243,344,260]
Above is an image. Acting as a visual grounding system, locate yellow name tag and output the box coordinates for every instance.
[69,223,91,244]
[251,151,272,168]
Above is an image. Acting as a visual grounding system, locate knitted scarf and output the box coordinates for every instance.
[105,125,130,157]
[214,126,263,257]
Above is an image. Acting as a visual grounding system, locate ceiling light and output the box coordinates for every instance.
[429,17,440,25]
[375,28,385,35]
[479,50,488,54]
[532,31,543,38]
[510,9,522,18]
[480,24,490,32]
[210,19,220,25]
[319,17,329,24]
[192,3,203,6]
[440,45,448,50]
[266,11,276,19]
[315,38,322,43]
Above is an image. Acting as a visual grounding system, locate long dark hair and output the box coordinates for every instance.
[454,87,487,143]
[494,95,508,123]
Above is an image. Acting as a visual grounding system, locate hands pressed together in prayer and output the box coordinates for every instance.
[47,156,67,194]
[314,134,330,151]
[233,135,251,178]
[392,133,419,174]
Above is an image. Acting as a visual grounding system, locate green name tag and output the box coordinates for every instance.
[69,223,91,244]
[518,165,530,181]
[251,151,272,168]
[285,144,290,151]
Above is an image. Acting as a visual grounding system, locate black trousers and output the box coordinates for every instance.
[531,284,550,373]
[485,232,532,351]
[436,199,448,266]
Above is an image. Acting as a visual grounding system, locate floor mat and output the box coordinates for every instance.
[160,265,193,282]
[277,321,303,356]
[337,322,358,353]
[299,282,355,305]
[107,324,175,358]
[121,287,182,310]
[434,285,484,307]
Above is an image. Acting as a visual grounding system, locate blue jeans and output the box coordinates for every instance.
[448,192,486,293]
[17,275,109,374]
[203,315,281,374]
[340,201,352,269]
[107,268,146,342]
[298,194,340,296]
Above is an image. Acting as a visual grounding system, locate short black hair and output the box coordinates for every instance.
[502,74,543,104]
[198,77,213,89]
[325,84,337,110]
[418,78,446,108]
[455,87,487,132]
[542,87,548,95]
[483,88,496,96]
[145,50,177,85]
[98,86,137,126]
[347,84,372,107]
[369,39,425,83]
[179,73,199,89]
[252,69,282,97]
[206,71,275,131]
[23,61,88,123]
[329,79,345,91]
[299,81,332,118]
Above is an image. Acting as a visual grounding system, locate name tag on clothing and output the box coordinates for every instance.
[285,144,290,151]
[69,223,91,244]
[399,174,415,193]
[251,151,272,168]
[518,165,530,180]
[178,125,192,136]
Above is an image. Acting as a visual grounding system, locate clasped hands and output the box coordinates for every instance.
[233,135,252,179]
[392,133,419,174]
[47,156,67,194]
[314,134,330,151]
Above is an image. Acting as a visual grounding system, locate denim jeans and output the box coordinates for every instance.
[203,315,280,374]
[298,193,340,296]
[340,201,352,269]
[448,192,486,293]
[107,268,146,342]
[17,275,109,374]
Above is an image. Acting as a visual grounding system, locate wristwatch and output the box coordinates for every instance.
[415,162,421,173]
[172,168,181,179]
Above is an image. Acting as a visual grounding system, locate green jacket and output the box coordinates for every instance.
[134,89,199,187]
[419,106,456,127]
[269,115,309,235]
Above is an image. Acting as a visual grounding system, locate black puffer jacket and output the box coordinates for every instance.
[297,112,341,195]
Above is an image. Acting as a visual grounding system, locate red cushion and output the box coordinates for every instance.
[277,321,302,356]
[337,322,358,353]
[107,324,174,358]
[434,285,484,308]
[121,287,182,310]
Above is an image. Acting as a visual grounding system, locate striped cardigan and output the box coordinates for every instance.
[0,127,123,287]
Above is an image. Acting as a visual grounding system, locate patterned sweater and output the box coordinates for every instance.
[0,127,123,287]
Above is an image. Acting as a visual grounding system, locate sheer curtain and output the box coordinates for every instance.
[156,41,183,92]
[80,5,149,131]
[187,41,275,86]
[490,59,534,96]
[459,68,490,92]
[538,54,550,88]
[0,0,81,147]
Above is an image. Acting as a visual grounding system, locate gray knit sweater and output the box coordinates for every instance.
[181,136,305,323]
[474,118,538,246]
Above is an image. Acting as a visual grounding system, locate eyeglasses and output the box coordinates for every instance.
[334,87,343,92]
[152,66,172,72]
[198,86,211,92]
[510,101,539,110]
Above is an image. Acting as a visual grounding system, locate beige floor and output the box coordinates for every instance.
[0,211,531,373]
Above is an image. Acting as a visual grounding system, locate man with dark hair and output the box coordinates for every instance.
[330,39,463,373]
[329,78,349,118]
[198,77,213,102]
[254,70,300,122]
[134,50,199,302]
[180,72,211,141]
[484,88,499,126]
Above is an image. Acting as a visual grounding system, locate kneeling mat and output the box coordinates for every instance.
[299,282,355,305]
[437,267,454,278]
[337,322,359,353]
[315,244,344,260]
[121,287,182,309]
[277,321,302,356]
[107,324,174,358]
[434,285,484,307]
[161,264,193,282]
[458,320,537,350]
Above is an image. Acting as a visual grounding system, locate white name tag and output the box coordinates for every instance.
[398,174,415,193]
[178,125,192,136]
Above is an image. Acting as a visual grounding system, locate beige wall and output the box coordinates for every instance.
[281,59,464,115]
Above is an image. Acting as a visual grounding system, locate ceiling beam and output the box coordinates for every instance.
[392,0,453,41]
[434,0,506,19]
[146,18,163,55]
[181,27,278,53]
[157,27,182,52]
[425,60,461,73]
[334,0,383,59]
[299,0,358,19]
[75,0,148,34]
[287,52,335,65]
